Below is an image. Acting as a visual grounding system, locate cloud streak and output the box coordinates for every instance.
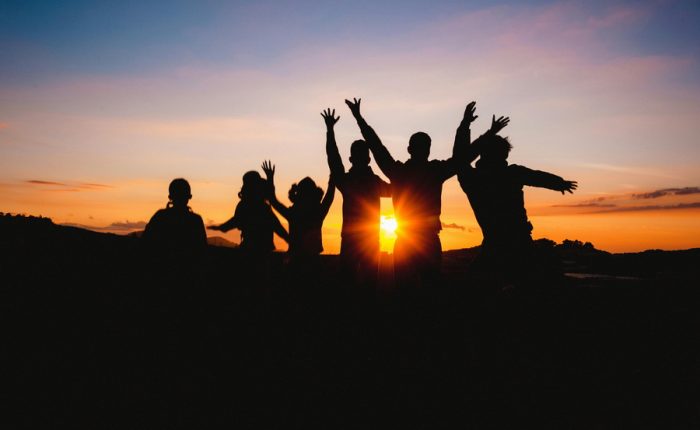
[549,186,700,215]
[442,221,466,231]
[552,202,617,208]
[633,187,700,199]
[26,180,113,190]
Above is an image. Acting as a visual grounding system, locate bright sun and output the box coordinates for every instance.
[380,215,398,236]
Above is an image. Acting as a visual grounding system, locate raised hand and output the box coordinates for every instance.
[560,180,578,195]
[321,108,340,128]
[490,114,510,134]
[462,101,478,125]
[261,160,275,183]
[345,97,362,117]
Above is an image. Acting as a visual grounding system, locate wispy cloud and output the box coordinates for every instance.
[548,186,700,214]
[26,180,113,190]
[633,187,700,199]
[442,221,466,231]
[552,202,617,208]
[27,180,68,186]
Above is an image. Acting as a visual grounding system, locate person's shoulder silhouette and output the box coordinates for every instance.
[142,178,207,252]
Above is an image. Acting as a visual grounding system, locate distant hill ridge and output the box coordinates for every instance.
[0,212,238,248]
[2,212,699,279]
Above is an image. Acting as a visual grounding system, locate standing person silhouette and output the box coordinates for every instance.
[322,107,391,288]
[208,170,289,254]
[262,161,335,280]
[142,178,207,254]
[345,97,508,288]
[458,131,577,284]
[141,179,208,292]
[208,170,289,287]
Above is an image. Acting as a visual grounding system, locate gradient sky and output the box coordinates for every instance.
[2,0,700,252]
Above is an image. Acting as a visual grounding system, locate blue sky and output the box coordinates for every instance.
[3,0,699,81]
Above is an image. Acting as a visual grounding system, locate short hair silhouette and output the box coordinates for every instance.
[408,132,431,160]
[168,178,192,206]
[349,140,371,166]
[480,135,513,161]
[143,178,207,253]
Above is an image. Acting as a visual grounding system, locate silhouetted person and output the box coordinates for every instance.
[458,133,578,283]
[208,171,289,254]
[346,98,508,287]
[322,107,391,288]
[262,161,335,278]
[142,178,207,254]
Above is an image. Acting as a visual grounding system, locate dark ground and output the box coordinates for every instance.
[2,214,699,428]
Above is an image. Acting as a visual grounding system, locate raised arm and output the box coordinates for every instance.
[320,175,335,220]
[345,97,396,179]
[262,160,291,220]
[469,114,511,160]
[452,101,477,164]
[515,165,578,194]
[322,108,345,181]
[271,212,290,243]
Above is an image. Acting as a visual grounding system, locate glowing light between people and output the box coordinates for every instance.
[380,215,398,237]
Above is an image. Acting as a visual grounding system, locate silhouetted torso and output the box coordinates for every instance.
[389,159,453,235]
[287,204,325,256]
[142,206,207,252]
[336,166,390,241]
[229,200,280,253]
[459,160,565,247]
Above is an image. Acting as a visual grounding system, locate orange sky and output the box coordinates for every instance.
[1,2,699,253]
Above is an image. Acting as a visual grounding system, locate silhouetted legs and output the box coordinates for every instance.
[393,233,442,289]
[340,234,379,289]
[288,253,322,290]
[470,236,561,292]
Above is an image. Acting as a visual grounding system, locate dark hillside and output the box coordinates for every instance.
[2,213,699,428]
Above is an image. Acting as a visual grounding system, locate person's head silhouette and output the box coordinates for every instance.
[239,171,266,202]
[168,178,192,209]
[289,177,324,207]
[408,132,431,162]
[480,135,512,162]
[349,140,371,167]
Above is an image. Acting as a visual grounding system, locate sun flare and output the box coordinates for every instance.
[380,215,398,237]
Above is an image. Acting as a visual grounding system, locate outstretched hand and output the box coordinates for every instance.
[321,108,340,128]
[345,97,361,117]
[261,160,275,183]
[560,180,578,195]
[490,115,510,134]
[462,101,478,125]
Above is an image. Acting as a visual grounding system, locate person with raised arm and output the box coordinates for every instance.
[345,98,509,287]
[457,124,578,284]
[208,170,289,254]
[322,107,391,288]
[262,161,335,278]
